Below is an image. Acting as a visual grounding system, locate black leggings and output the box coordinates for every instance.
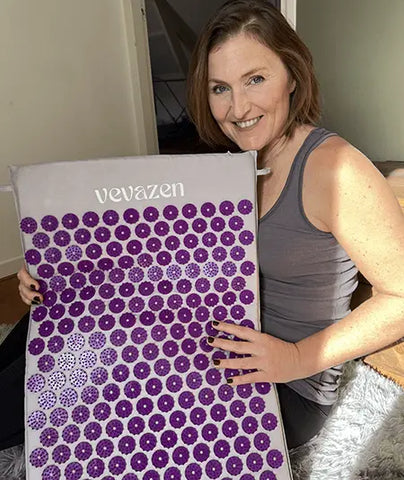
[0,313,29,450]
[0,313,332,451]
[277,383,333,449]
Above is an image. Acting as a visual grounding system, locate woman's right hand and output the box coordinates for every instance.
[17,266,43,305]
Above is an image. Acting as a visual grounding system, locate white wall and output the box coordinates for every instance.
[297,0,404,162]
[0,0,157,277]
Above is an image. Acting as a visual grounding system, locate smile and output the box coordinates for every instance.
[234,116,262,129]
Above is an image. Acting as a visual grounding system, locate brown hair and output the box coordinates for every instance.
[186,0,321,149]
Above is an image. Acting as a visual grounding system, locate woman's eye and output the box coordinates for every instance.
[212,85,229,94]
[250,75,264,85]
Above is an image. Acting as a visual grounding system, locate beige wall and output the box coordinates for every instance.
[297,0,404,162]
[0,0,157,277]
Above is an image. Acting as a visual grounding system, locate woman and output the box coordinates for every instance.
[185,0,404,448]
[17,0,404,450]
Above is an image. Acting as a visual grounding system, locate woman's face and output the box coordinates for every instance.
[208,33,295,152]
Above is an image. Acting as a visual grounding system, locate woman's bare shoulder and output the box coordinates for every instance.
[306,134,385,195]
[303,133,396,232]
[310,134,377,173]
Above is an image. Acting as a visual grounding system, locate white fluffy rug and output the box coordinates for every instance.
[0,445,24,480]
[0,360,403,479]
[290,361,404,480]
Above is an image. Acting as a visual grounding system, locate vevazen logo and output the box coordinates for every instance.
[94,183,185,204]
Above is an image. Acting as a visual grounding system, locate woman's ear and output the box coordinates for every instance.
[289,78,296,94]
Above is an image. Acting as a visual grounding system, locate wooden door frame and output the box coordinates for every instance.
[281,0,296,29]
[122,0,159,155]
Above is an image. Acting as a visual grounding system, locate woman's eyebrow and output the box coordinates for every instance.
[208,68,266,84]
[241,67,266,79]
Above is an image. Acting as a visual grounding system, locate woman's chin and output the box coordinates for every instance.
[236,138,266,152]
[229,129,269,152]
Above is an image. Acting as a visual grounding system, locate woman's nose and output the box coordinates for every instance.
[231,90,251,119]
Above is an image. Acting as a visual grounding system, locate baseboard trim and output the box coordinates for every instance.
[0,256,23,279]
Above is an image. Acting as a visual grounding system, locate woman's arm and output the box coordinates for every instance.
[295,140,404,378]
[210,139,404,385]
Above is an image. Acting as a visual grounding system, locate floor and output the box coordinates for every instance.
[0,275,28,326]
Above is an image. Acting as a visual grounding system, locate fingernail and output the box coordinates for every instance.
[30,284,37,291]
[213,359,220,366]
[31,300,40,306]
[207,336,214,343]
[34,296,41,303]
[212,321,219,326]
[227,378,233,384]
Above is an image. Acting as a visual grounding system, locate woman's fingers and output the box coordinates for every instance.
[17,266,42,304]
[208,336,253,355]
[18,282,41,305]
[209,320,302,383]
[226,370,266,386]
[211,320,260,342]
[212,355,257,371]
[17,266,38,289]
[18,286,34,305]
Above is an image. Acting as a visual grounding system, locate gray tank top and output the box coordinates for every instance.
[258,127,358,405]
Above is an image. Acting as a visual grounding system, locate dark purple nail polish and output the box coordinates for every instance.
[30,284,37,291]
[227,378,233,384]
[207,336,214,343]
[212,321,219,326]
[213,359,220,366]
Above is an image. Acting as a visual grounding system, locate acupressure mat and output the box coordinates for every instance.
[10,153,291,480]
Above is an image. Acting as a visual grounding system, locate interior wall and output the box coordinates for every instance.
[0,0,156,277]
[297,0,404,162]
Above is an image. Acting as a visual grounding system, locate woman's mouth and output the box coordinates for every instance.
[234,116,263,129]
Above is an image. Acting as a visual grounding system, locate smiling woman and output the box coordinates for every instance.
[187,0,319,151]
[207,34,296,152]
[185,0,404,451]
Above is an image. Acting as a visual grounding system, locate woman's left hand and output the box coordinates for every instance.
[209,321,303,385]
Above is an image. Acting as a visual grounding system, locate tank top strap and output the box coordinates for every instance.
[290,127,337,193]
[259,127,337,224]
[271,127,337,225]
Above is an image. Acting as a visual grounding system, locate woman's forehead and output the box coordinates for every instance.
[207,33,283,79]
